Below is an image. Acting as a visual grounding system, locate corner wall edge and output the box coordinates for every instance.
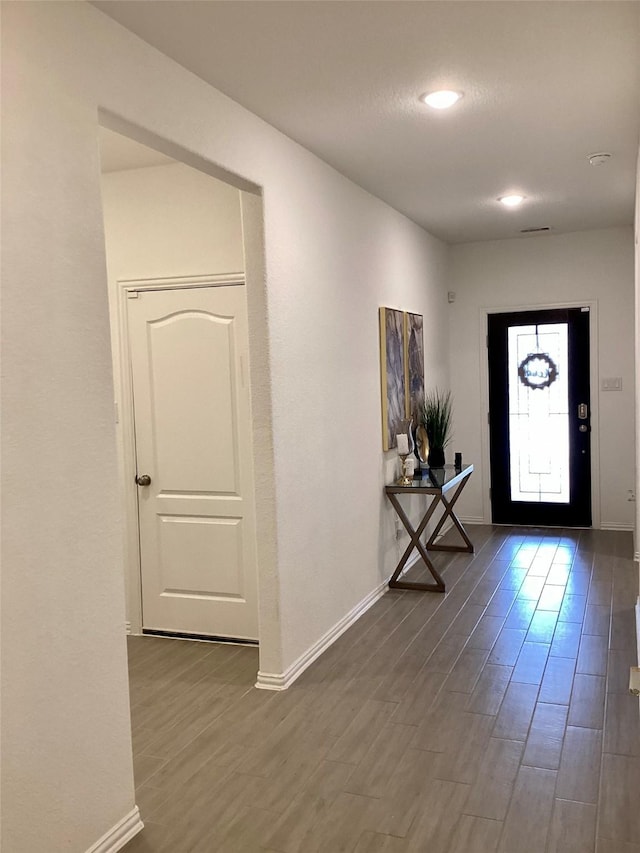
[255,575,391,691]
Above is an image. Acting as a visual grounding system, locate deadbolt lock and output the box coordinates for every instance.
[578,403,588,419]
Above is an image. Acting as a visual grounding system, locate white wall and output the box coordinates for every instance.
[635,146,640,562]
[101,161,245,629]
[1,4,448,850]
[1,11,136,853]
[101,162,244,279]
[449,227,635,530]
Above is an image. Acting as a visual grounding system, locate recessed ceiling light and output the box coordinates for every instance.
[588,152,612,166]
[498,194,525,208]
[420,90,463,110]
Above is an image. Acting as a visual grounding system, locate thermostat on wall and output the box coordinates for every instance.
[601,377,622,391]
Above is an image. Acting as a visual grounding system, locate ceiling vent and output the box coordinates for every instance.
[520,226,551,235]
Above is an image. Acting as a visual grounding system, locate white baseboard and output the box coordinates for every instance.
[85,807,143,853]
[256,520,459,691]
[456,517,636,530]
[256,577,390,691]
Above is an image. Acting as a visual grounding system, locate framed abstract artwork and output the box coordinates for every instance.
[379,307,406,450]
[405,312,425,422]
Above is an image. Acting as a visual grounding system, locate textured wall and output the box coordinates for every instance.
[1,8,136,851]
[1,4,448,850]
[101,163,244,281]
[448,227,635,530]
[635,147,640,561]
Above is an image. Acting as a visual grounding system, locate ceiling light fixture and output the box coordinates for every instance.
[420,90,463,110]
[498,194,525,208]
[588,152,612,166]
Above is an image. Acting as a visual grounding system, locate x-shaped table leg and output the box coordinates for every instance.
[426,477,474,553]
[386,492,446,592]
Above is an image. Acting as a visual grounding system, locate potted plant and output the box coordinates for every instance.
[421,389,453,468]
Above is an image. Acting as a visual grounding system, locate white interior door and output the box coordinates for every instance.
[127,285,258,640]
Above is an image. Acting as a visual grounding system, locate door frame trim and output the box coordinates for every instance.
[478,299,601,529]
[114,273,245,634]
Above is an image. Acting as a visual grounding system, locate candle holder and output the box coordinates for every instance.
[397,452,413,486]
[396,419,415,486]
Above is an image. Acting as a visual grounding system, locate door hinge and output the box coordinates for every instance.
[487,412,490,425]
[486,334,489,348]
[127,290,140,299]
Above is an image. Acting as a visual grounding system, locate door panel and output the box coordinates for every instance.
[158,516,244,597]
[488,308,591,527]
[148,311,240,491]
[128,285,258,640]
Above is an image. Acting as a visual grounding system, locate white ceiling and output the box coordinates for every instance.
[93,0,640,244]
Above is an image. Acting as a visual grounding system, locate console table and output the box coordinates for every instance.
[384,464,474,592]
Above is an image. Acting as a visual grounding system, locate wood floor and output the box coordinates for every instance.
[123,525,639,853]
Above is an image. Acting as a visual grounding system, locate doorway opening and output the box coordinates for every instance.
[98,125,265,650]
[487,307,592,527]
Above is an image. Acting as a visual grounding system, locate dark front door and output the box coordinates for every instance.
[488,307,591,526]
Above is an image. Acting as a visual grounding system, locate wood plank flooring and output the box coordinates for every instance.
[122,526,639,853]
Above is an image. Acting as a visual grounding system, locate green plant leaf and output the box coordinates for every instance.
[421,389,453,449]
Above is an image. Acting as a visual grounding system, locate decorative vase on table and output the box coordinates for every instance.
[427,446,446,468]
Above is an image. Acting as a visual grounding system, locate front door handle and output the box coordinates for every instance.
[135,474,151,486]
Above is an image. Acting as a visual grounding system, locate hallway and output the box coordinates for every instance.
[123,526,639,853]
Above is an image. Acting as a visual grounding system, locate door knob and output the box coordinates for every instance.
[135,474,151,486]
